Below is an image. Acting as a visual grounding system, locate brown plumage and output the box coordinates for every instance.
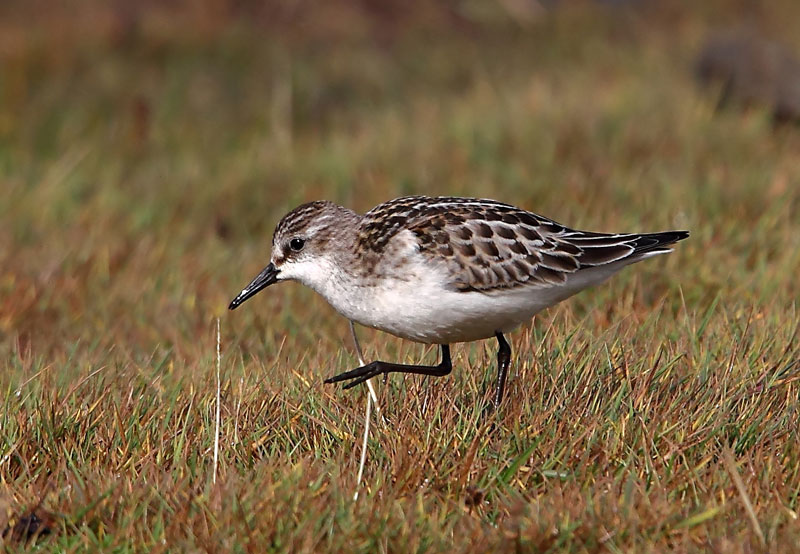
[354,196,687,293]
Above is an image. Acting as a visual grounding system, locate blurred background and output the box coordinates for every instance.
[2,0,799,358]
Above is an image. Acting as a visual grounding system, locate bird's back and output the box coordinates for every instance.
[357,196,688,295]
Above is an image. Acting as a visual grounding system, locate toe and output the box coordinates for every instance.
[324,362,378,384]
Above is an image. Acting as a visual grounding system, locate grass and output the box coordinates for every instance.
[2,1,800,551]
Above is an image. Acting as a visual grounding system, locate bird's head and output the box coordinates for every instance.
[228,200,358,309]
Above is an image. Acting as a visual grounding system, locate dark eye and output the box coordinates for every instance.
[289,238,305,252]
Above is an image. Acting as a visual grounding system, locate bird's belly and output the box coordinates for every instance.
[323,265,625,344]
[331,280,546,344]
[381,290,540,343]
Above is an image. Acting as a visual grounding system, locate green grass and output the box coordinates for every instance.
[2,1,800,551]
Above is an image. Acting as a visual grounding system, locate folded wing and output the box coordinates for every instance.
[405,201,688,293]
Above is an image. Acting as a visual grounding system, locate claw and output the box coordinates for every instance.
[324,362,379,386]
[342,373,376,389]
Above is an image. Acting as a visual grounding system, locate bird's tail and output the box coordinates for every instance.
[629,230,690,257]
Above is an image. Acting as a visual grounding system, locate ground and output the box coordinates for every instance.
[1,1,799,551]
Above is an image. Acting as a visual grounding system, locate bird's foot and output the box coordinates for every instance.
[324,361,384,390]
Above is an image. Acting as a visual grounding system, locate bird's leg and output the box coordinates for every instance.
[325,345,452,390]
[493,332,512,410]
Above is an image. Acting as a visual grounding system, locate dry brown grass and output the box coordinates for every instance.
[2,1,800,551]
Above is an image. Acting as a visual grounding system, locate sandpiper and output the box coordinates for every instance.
[229,196,688,408]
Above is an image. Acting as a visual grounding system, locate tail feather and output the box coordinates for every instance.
[568,230,690,269]
[630,230,690,255]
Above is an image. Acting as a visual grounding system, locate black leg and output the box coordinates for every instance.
[325,345,452,390]
[493,332,511,409]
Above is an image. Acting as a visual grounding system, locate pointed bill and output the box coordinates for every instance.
[228,263,279,310]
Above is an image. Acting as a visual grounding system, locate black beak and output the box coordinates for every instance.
[228,263,279,310]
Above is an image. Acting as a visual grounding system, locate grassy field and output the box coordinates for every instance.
[2,1,800,551]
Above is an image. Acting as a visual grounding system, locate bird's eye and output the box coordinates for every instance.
[289,238,305,252]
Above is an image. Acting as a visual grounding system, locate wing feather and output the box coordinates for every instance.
[361,196,688,292]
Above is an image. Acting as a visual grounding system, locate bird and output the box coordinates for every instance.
[228,196,688,409]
